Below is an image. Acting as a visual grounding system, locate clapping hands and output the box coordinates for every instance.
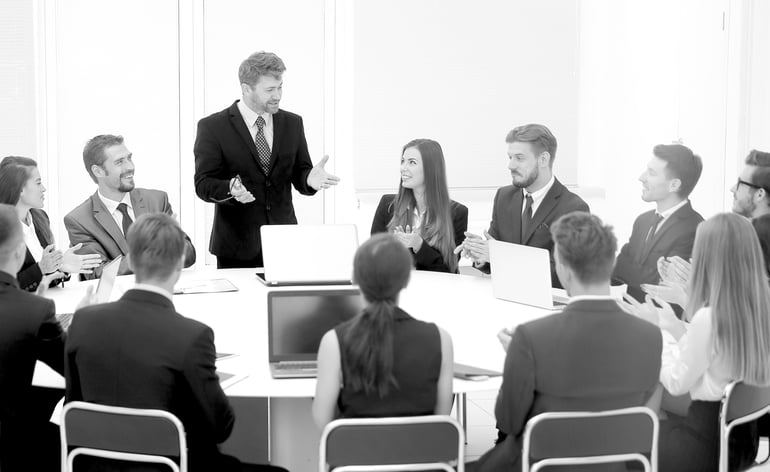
[453,231,494,265]
[393,225,423,252]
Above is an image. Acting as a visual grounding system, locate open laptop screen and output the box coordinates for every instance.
[268,289,364,362]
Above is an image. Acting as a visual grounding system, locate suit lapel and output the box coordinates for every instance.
[509,189,524,244]
[130,190,148,218]
[640,202,690,262]
[228,101,262,167]
[90,192,129,255]
[268,110,284,175]
[522,180,563,244]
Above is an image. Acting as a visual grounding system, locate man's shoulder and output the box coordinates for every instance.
[199,102,236,125]
[551,179,589,211]
[494,184,519,200]
[0,289,54,325]
[132,187,168,200]
[276,108,302,122]
[64,194,97,223]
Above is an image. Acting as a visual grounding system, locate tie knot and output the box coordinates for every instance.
[256,115,265,130]
[117,203,129,214]
[525,194,534,203]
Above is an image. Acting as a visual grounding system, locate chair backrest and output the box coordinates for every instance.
[719,381,770,472]
[522,406,658,472]
[319,415,464,472]
[61,401,187,472]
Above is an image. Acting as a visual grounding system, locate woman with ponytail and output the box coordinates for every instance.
[312,233,454,428]
[371,139,468,273]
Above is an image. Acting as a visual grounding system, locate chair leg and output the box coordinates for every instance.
[454,393,468,445]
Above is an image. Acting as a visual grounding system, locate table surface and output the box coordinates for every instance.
[35,268,556,396]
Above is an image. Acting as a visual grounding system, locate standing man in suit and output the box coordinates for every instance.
[0,203,65,471]
[194,51,340,268]
[457,123,589,287]
[471,212,662,472]
[613,143,703,301]
[64,134,196,278]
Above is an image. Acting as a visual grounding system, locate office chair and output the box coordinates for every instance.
[719,381,770,472]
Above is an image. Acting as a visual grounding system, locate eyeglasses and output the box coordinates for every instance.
[210,174,243,203]
[736,178,766,192]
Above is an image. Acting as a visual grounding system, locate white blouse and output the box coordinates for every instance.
[659,306,733,401]
[21,214,45,262]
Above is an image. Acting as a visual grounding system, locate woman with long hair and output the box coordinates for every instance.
[371,139,467,273]
[640,213,770,471]
[0,156,100,291]
[312,233,454,428]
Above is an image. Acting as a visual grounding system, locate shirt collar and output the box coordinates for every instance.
[132,283,174,302]
[237,100,272,128]
[525,174,556,202]
[658,199,688,219]
[567,294,618,306]
[98,190,132,215]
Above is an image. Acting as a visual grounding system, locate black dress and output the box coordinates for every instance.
[335,308,442,418]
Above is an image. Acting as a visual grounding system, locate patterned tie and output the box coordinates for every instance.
[520,193,534,242]
[255,115,271,174]
[116,203,133,236]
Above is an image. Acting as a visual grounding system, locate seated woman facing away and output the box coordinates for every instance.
[370,139,468,273]
[637,213,770,472]
[312,233,454,428]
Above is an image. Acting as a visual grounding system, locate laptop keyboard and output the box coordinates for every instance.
[274,361,317,371]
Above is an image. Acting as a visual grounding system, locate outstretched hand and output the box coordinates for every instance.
[307,155,341,191]
[61,243,102,274]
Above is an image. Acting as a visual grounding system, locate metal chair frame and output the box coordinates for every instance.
[719,381,770,472]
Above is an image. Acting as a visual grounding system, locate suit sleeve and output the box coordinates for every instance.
[495,325,535,438]
[476,189,504,274]
[160,193,197,268]
[36,298,66,375]
[194,119,236,204]
[64,316,82,402]
[17,258,44,292]
[371,195,392,235]
[183,327,235,444]
[290,115,317,196]
[64,213,114,279]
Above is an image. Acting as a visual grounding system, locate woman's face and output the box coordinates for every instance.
[400,146,425,191]
[19,166,45,209]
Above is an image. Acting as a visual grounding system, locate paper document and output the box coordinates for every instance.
[174,279,238,295]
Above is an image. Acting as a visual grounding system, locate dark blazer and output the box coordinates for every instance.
[0,270,65,471]
[370,194,468,273]
[63,188,196,278]
[473,299,662,472]
[613,201,703,301]
[194,102,317,263]
[18,208,69,292]
[65,289,235,471]
[481,178,589,287]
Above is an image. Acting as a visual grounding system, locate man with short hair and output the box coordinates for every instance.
[472,212,662,472]
[457,123,589,287]
[0,203,65,471]
[64,134,196,278]
[731,149,770,219]
[194,51,339,269]
[65,213,239,471]
[613,143,704,301]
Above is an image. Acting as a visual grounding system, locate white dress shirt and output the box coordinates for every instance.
[237,100,274,149]
[523,174,556,216]
[98,191,135,235]
[659,306,732,400]
[133,283,175,302]
[21,213,45,262]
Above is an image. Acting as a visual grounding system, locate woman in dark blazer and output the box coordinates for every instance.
[0,156,100,291]
[370,139,468,273]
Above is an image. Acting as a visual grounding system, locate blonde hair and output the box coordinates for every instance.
[687,213,770,385]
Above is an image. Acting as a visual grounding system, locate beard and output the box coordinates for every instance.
[512,168,538,189]
[117,172,135,192]
[733,198,756,218]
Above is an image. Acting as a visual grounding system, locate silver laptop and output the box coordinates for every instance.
[267,288,363,378]
[257,224,359,286]
[57,256,122,330]
[489,240,570,310]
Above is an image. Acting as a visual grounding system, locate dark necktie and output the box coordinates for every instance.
[116,203,133,236]
[642,212,664,255]
[255,116,271,174]
[521,193,534,241]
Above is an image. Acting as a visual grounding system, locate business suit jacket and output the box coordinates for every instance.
[63,188,196,278]
[481,178,589,287]
[194,102,317,263]
[0,270,65,471]
[612,201,703,301]
[65,289,235,472]
[370,194,468,273]
[473,299,662,472]
[17,208,69,292]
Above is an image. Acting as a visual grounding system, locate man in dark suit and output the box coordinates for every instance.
[457,123,589,287]
[65,213,248,472]
[472,212,662,472]
[731,149,770,220]
[194,51,339,268]
[0,203,65,471]
[612,143,703,301]
[64,134,196,278]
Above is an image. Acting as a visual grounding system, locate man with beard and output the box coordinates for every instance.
[65,134,196,278]
[731,150,770,220]
[456,123,588,287]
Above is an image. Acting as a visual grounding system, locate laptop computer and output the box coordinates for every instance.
[267,288,364,378]
[256,224,359,286]
[57,255,122,330]
[489,240,570,310]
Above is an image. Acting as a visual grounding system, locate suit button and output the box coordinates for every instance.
[266,181,272,188]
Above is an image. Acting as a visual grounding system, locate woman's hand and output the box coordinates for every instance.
[617,293,660,326]
[38,244,63,274]
[393,225,423,252]
[641,281,688,307]
[60,243,102,274]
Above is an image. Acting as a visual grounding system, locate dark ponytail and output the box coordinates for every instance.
[342,234,412,397]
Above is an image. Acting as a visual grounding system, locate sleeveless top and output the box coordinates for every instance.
[335,307,442,418]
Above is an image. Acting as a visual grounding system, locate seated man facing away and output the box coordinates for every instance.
[471,212,662,472]
[64,134,195,278]
[613,144,703,301]
[457,123,589,287]
[0,203,65,472]
[64,213,279,472]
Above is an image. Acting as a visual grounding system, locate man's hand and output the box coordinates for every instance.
[230,176,255,203]
[393,225,423,252]
[497,327,514,352]
[657,256,691,286]
[35,271,65,297]
[76,286,98,311]
[61,243,102,274]
[455,231,493,265]
[307,155,341,191]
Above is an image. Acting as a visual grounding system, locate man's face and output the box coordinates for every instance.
[731,165,760,217]
[639,156,676,203]
[19,166,46,209]
[507,141,541,189]
[243,75,283,114]
[98,143,135,193]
